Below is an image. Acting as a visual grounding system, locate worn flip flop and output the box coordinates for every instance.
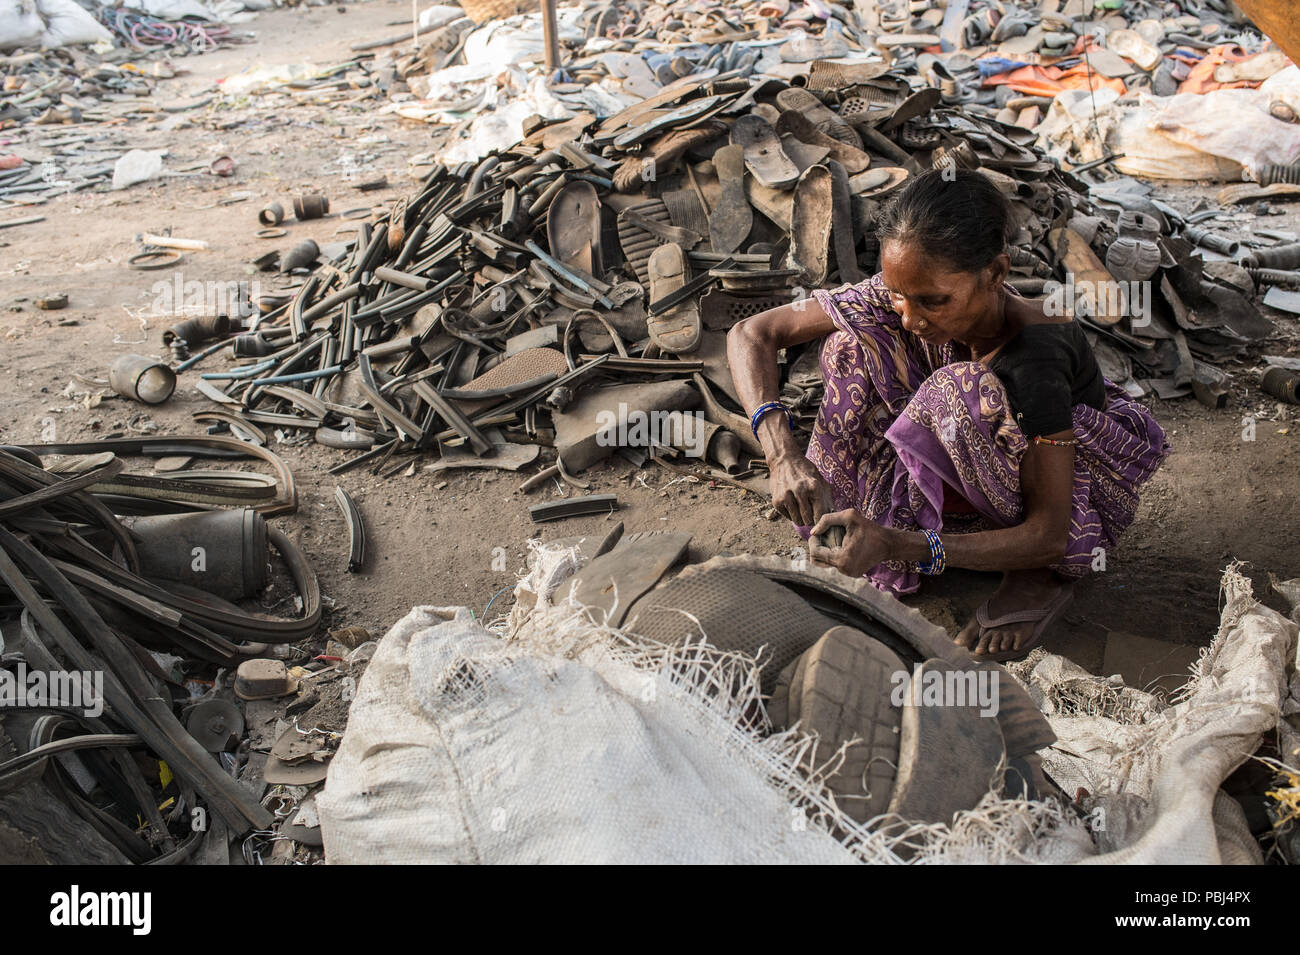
[775,110,872,174]
[708,143,753,255]
[647,242,702,354]
[847,165,909,198]
[730,114,800,190]
[974,585,1073,662]
[879,87,942,132]
[788,164,833,286]
[774,87,863,150]
[612,96,722,149]
[547,180,603,278]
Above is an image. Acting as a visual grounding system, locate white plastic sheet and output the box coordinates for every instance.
[320,550,1296,864]
[1,0,57,50]
[37,0,110,48]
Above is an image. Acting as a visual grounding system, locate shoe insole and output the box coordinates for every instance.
[789,164,833,286]
[730,114,800,189]
[564,531,692,628]
[547,180,604,278]
[708,143,752,254]
[647,242,701,354]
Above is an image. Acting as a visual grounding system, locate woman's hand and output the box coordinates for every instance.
[769,454,830,528]
[808,509,893,577]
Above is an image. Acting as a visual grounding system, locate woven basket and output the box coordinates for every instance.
[458,0,538,24]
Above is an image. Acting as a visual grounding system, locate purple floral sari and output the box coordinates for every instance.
[807,274,1171,595]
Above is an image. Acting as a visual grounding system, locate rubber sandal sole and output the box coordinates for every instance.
[647,242,702,354]
[730,113,801,189]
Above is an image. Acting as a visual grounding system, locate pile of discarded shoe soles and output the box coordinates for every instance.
[173,43,1286,494]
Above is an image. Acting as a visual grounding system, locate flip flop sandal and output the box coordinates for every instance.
[779,135,831,173]
[877,32,941,49]
[708,143,753,254]
[730,113,801,190]
[847,165,908,198]
[826,160,864,284]
[612,95,723,149]
[647,242,702,354]
[745,175,795,232]
[774,87,863,150]
[523,111,595,148]
[596,75,715,139]
[778,29,850,63]
[547,180,604,278]
[776,110,872,174]
[788,164,833,286]
[974,585,1074,662]
[751,102,782,126]
[878,86,942,132]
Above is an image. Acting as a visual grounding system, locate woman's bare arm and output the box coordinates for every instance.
[727,299,838,526]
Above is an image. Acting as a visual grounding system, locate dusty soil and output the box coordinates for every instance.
[2,0,1299,695]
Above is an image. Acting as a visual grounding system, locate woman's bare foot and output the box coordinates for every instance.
[955,568,1070,657]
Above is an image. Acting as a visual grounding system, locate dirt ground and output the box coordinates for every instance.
[2,0,1299,696]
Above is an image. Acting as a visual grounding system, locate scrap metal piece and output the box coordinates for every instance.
[293,194,329,220]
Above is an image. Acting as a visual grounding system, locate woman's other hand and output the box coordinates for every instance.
[808,509,892,576]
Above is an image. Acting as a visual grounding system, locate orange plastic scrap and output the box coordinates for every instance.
[1177,44,1256,94]
[983,63,1126,97]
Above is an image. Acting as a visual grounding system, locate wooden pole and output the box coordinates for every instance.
[540,0,561,72]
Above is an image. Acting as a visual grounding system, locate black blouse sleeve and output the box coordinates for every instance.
[997,338,1075,438]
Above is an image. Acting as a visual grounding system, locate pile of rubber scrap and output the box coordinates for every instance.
[0,438,350,864]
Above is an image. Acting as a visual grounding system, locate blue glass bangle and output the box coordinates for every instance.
[916,528,946,575]
[750,400,793,441]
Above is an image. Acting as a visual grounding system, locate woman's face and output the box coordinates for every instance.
[880,239,1007,346]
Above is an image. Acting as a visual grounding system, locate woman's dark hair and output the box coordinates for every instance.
[875,167,1013,273]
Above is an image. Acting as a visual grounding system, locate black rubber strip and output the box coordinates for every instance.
[334,485,366,573]
[529,494,619,523]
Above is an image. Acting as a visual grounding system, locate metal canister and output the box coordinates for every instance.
[128,508,268,601]
[108,354,176,404]
[293,194,329,220]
